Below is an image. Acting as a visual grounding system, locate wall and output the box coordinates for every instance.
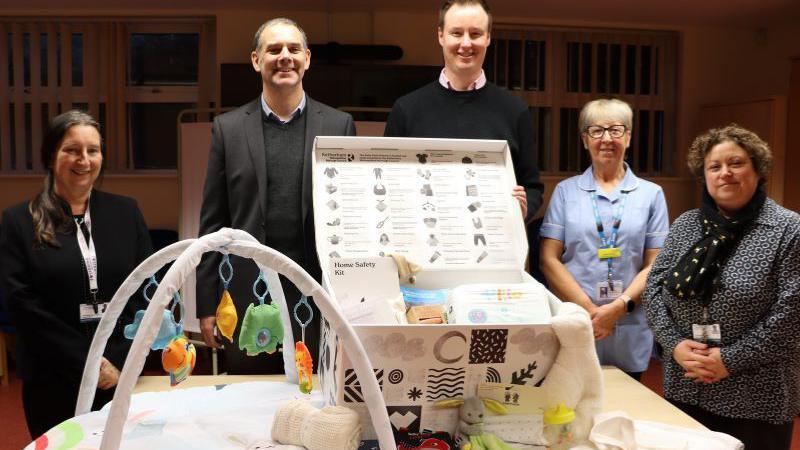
[2,8,799,230]
[216,11,800,156]
[786,59,800,212]
[213,10,800,216]
[0,175,178,230]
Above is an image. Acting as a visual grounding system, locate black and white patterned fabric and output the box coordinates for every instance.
[643,198,800,424]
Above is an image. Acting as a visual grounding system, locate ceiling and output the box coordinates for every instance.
[1,0,799,28]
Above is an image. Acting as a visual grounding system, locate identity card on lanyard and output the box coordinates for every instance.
[591,191,627,303]
[692,305,722,346]
[76,204,107,322]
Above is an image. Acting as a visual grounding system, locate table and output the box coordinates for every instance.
[134,366,705,430]
[600,366,704,429]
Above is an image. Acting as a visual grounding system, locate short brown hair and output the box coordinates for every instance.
[252,17,308,54]
[438,0,492,31]
[687,124,772,183]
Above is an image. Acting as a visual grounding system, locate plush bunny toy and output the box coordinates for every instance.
[435,397,519,450]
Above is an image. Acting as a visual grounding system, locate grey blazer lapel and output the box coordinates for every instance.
[244,98,268,222]
[302,96,322,224]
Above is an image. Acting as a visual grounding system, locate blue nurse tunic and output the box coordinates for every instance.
[540,164,669,372]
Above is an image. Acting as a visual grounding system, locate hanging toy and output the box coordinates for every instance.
[123,274,194,386]
[293,295,314,394]
[162,335,196,386]
[216,254,238,343]
[238,270,284,356]
[124,276,182,350]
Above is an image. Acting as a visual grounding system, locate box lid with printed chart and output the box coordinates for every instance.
[311,137,574,446]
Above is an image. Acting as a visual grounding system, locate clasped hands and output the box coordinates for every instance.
[673,339,730,384]
[586,300,624,340]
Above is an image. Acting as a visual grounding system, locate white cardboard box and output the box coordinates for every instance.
[312,136,562,441]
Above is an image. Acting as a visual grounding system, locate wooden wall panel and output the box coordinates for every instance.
[785,59,800,213]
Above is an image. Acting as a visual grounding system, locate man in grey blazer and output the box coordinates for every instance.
[197,18,355,374]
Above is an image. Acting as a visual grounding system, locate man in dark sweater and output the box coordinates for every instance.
[384,0,544,221]
[197,18,355,373]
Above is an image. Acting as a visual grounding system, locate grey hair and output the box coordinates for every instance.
[252,18,308,54]
[578,98,633,132]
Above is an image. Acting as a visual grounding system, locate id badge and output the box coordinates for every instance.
[692,323,721,346]
[598,247,622,259]
[79,302,108,323]
[596,280,624,304]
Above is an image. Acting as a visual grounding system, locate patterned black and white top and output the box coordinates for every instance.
[642,198,800,423]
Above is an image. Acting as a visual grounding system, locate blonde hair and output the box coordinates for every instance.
[578,98,633,132]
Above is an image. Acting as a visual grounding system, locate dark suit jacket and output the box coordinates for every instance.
[0,190,153,382]
[196,95,355,373]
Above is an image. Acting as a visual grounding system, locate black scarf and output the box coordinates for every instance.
[664,186,766,304]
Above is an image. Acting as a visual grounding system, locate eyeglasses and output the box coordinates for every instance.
[584,125,627,139]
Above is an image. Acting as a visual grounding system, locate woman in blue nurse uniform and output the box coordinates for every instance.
[539,98,669,380]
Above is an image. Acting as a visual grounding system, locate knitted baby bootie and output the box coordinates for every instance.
[271,399,317,445]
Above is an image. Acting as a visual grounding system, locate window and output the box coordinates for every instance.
[485,27,677,175]
[0,18,216,173]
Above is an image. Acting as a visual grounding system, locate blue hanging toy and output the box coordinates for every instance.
[238,270,283,355]
[124,275,195,386]
[124,275,182,350]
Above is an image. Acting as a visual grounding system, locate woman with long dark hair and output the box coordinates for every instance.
[0,110,153,439]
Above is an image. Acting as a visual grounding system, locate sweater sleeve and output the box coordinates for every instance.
[720,226,800,375]
[0,208,90,380]
[514,107,544,221]
[642,215,689,359]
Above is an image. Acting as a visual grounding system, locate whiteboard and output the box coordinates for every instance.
[178,122,213,333]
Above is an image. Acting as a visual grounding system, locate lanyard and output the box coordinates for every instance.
[75,204,99,302]
[590,190,628,283]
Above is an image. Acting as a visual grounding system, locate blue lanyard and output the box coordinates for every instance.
[590,190,628,283]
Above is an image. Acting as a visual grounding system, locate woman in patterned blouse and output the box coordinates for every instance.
[643,124,800,450]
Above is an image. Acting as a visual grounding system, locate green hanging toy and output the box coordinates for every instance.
[239,270,283,355]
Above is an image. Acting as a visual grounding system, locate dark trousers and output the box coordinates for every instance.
[671,400,793,450]
[23,377,115,440]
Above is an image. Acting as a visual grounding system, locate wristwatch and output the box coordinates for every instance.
[619,294,635,314]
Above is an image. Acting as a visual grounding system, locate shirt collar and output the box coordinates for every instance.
[260,93,306,124]
[577,162,640,200]
[438,69,487,91]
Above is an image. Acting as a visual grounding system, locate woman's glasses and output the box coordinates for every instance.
[584,125,627,139]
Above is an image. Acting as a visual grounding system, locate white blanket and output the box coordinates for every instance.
[26,381,319,450]
[571,411,743,450]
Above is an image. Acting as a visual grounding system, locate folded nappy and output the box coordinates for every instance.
[445,283,552,324]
